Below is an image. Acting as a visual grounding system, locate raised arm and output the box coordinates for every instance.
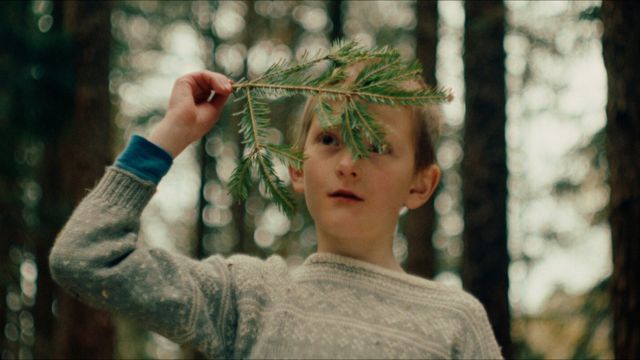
[49,71,236,357]
[148,70,233,157]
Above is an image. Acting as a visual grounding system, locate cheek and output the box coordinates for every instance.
[302,159,321,186]
[371,171,412,208]
[301,160,324,207]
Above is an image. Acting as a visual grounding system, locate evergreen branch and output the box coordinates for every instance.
[357,67,422,91]
[230,88,297,215]
[244,88,265,152]
[266,143,305,170]
[225,40,453,216]
[354,60,399,87]
[228,156,252,200]
[327,40,394,63]
[251,48,328,84]
[233,82,447,105]
[341,105,369,159]
[349,98,386,152]
[255,151,296,217]
[315,97,342,129]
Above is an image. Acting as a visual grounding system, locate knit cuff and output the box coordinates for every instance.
[88,166,156,212]
[115,134,173,184]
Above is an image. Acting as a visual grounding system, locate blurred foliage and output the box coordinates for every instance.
[505,2,611,357]
[579,6,601,21]
[513,278,612,359]
[505,0,609,292]
[553,127,609,227]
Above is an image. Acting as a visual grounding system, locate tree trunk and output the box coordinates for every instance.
[0,5,27,356]
[328,0,344,41]
[602,2,640,358]
[48,1,115,358]
[405,0,438,279]
[461,1,511,358]
[1,1,74,356]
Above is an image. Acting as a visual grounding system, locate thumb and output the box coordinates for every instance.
[196,92,230,124]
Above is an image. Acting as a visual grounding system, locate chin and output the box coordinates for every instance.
[315,212,373,239]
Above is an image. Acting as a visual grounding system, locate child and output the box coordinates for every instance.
[49,68,502,359]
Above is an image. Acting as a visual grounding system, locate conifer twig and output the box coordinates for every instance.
[226,40,452,216]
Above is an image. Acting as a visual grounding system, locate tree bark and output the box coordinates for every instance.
[461,1,511,358]
[0,2,28,353]
[48,1,115,358]
[1,1,74,356]
[328,0,344,41]
[602,2,640,358]
[405,0,438,279]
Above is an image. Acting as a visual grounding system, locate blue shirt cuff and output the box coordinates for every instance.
[115,135,173,184]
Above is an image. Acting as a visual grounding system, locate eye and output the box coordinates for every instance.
[318,132,339,147]
[369,142,391,155]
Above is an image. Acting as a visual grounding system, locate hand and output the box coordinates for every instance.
[148,71,234,158]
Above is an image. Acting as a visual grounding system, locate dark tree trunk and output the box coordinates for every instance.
[328,0,344,41]
[602,2,640,358]
[0,5,25,356]
[0,2,33,355]
[1,1,75,356]
[415,0,438,87]
[47,1,115,358]
[32,2,70,356]
[405,0,438,279]
[461,1,511,358]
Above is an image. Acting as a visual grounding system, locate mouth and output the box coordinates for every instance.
[328,190,364,202]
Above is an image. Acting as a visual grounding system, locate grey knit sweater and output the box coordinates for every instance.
[49,167,503,359]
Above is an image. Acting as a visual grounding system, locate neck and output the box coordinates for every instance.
[315,229,405,273]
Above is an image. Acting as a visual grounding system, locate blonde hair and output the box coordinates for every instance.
[291,63,443,171]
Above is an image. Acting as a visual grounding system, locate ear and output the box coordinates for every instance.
[289,165,305,193]
[405,164,441,210]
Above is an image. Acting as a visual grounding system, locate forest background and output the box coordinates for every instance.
[1,1,638,359]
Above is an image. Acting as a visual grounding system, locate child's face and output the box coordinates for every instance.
[290,104,439,243]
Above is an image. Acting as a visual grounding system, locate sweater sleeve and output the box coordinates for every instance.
[49,167,236,357]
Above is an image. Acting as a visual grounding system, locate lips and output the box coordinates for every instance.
[329,189,364,201]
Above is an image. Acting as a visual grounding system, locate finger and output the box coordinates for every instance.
[197,92,230,123]
[170,76,197,104]
[206,78,235,101]
[209,91,230,109]
[190,70,233,99]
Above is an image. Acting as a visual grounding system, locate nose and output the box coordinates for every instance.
[335,150,360,179]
